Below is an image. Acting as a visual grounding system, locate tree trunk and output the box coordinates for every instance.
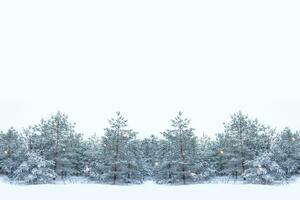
[180,143,186,184]
[54,119,60,177]
[127,163,131,182]
[113,128,120,185]
[180,128,186,184]
[239,121,245,174]
[168,163,172,181]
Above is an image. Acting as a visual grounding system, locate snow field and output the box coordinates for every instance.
[1,179,300,200]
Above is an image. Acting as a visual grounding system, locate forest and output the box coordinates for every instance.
[0,111,299,185]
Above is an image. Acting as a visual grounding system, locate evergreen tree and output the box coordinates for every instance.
[141,135,159,178]
[272,128,300,177]
[156,112,204,184]
[243,152,285,184]
[212,133,228,176]
[196,134,216,180]
[63,132,86,176]
[257,127,276,154]
[0,128,26,177]
[154,139,174,183]
[0,111,297,185]
[124,139,145,183]
[30,112,81,178]
[97,112,144,184]
[84,134,105,181]
[13,151,56,184]
[221,112,265,178]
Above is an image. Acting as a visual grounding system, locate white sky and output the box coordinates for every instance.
[0,1,300,138]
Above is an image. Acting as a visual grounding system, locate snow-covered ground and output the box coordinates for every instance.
[1,176,300,200]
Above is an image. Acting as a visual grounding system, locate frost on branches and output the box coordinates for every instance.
[13,152,56,184]
[243,152,285,184]
[85,112,145,184]
[0,111,300,185]
[155,112,214,184]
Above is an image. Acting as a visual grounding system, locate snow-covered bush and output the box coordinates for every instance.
[13,152,56,184]
[243,152,286,184]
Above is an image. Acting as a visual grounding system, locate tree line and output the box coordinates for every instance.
[0,111,299,185]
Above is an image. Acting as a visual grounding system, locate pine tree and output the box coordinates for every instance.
[30,112,81,178]
[154,139,174,183]
[272,128,300,177]
[124,139,145,183]
[0,128,26,177]
[221,112,265,178]
[156,112,203,184]
[0,111,298,185]
[13,151,56,184]
[83,134,103,180]
[141,135,159,178]
[196,134,216,180]
[97,112,144,184]
[243,152,285,184]
[212,133,228,176]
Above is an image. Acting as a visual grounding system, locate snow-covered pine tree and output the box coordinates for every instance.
[98,112,144,184]
[212,133,228,176]
[272,128,300,177]
[30,112,82,178]
[196,134,216,180]
[141,135,159,178]
[13,151,56,184]
[156,112,203,184]
[124,139,146,183]
[63,132,86,176]
[257,126,276,154]
[0,128,26,177]
[154,139,175,183]
[83,134,103,180]
[242,152,285,184]
[221,112,265,178]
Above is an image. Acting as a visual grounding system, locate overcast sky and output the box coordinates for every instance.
[0,1,300,138]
